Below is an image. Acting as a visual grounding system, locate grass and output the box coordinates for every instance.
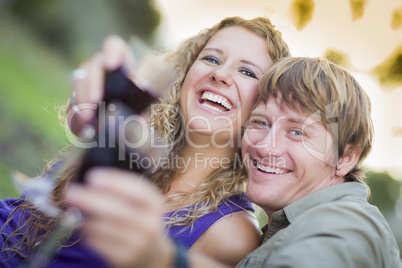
[0,12,73,199]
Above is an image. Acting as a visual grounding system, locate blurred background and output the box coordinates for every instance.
[0,0,401,257]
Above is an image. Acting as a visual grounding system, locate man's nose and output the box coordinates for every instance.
[253,128,286,158]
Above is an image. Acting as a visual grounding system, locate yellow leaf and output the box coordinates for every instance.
[391,7,402,30]
[323,49,350,68]
[373,46,402,88]
[289,0,315,31]
[349,0,367,20]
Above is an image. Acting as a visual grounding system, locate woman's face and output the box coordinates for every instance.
[180,26,273,147]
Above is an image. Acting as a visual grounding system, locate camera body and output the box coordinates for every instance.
[75,68,159,183]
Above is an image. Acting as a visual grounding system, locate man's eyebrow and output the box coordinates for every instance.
[288,116,320,130]
[288,117,306,124]
[249,112,267,118]
[202,48,263,74]
[251,113,318,125]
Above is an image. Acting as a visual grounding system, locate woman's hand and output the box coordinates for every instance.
[64,168,174,268]
[67,36,135,136]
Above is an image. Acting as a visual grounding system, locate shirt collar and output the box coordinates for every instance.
[283,181,368,223]
[262,182,368,242]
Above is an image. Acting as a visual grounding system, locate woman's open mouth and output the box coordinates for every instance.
[200,91,233,112]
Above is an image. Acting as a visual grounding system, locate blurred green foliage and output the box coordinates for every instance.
[0,0,161,199]
[4,0,160,64]
[0,11,72,198]
[373,46,402,87]
[367,171,401,217]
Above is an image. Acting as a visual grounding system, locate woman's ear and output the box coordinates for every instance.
[336,144,360,177]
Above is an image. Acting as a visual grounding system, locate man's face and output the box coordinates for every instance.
[241,97,342,216]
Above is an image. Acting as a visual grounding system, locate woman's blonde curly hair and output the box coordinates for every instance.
[149,16,290,227]
[1,16,290,257]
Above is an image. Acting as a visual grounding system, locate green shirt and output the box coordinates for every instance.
[236,182,401,268]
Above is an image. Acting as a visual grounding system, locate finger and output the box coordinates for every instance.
[85,52,105,105]
[64,181,163,227]
[64,184,163,260]
[64,184,136,221]
[73,54,103,123]
[85,168,165,208]
[83,212,161,249]
[102,35,136,73]
[65,101,84,136]
[83,208,165,268]
[65,183,163,267]
[86,227,154,268]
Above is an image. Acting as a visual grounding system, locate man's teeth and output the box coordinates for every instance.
[257,163,287,174]
[201,92,232,110]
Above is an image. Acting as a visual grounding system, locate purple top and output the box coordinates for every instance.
[164,193,254,249]
[0,193,254,266]
[0,198,111,268]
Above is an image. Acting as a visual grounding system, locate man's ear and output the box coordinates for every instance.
[336,144,360,177]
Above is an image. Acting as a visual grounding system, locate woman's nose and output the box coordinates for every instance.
[210,66,233,86]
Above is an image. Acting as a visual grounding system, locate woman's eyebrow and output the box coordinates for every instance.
[203,47,223,54]
[202,48,263,73]
[240,60,263,73]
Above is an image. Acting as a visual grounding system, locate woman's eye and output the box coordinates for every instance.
[202,56,220,65]
[290,130,303,136]
[240,68,257,79]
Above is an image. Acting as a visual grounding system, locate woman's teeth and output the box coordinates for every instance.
[201,91,232,111]
[201,103,227,112]
[257,162,288,174]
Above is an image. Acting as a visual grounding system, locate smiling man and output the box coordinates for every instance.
[238,57,401,267]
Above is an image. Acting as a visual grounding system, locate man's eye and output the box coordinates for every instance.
[248,119,270,129]
[202,56,220,65]
[240,68,257,79]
